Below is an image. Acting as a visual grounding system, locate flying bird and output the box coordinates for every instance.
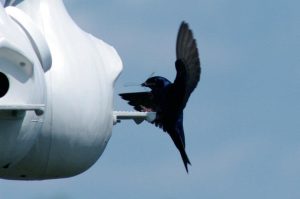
[120,21,201,172]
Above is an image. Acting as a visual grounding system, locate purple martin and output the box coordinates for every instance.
[120,21,201,172]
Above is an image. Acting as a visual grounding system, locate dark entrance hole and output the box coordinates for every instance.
[0,72,9,98]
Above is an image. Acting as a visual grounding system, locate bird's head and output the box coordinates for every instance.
[141,76,171,90]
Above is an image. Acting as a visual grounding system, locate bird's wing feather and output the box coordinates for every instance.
[174,21,201,108]
[119,92,156,112]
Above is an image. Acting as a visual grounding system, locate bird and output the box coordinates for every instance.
[119,21,201,172]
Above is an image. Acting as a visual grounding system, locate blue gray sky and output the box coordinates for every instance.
[1,0,300,198]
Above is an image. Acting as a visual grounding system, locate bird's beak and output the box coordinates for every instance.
[141,82,147,87]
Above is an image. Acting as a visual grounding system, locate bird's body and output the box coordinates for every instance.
[120,21,200,172]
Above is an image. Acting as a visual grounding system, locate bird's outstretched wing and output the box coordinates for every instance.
[174,21,201,109]
[119,92,156,112]
[120,92,166,130]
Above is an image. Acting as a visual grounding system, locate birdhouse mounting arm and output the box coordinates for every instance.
[113,111,156,125]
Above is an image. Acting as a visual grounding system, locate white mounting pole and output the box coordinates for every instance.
[113,111,156,125]
[0,104,45,115]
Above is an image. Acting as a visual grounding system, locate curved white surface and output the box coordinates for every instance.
[5,6,52,72]
[0,3,46,176]
[0,0,122,180]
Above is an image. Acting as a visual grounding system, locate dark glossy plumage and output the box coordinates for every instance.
[120,21,201,172]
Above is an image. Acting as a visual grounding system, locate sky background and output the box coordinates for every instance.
[0,0,300,198]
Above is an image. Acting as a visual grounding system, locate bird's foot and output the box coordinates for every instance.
[141,105,153,112]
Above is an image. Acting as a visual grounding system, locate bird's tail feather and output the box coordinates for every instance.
[169,131,191,173]
[179,146,191,173]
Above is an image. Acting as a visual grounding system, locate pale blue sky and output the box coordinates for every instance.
[0,0,300,198]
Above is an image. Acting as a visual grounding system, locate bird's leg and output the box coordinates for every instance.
[141,105,153,112]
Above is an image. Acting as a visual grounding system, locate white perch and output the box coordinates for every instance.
[113,111,156,125]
